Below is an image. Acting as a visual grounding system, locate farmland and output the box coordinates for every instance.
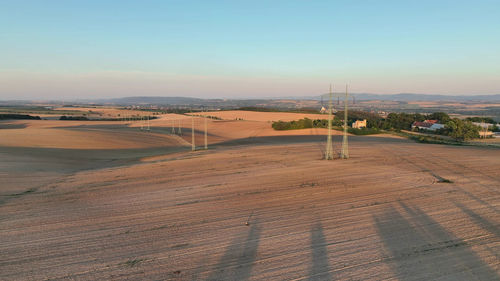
[0,110,499,280]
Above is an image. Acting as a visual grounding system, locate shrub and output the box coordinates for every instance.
[272,118,314,130]
[60,116,88,120]
[445,119,480,141]
[347,127,381,135]
[0,114,41,120]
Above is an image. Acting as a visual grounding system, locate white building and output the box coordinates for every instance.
[429,123,445,131]
[352,119,367,129]
[411,120,444,131]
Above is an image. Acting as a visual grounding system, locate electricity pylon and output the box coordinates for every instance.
[481,121,487,138]
[140,116,144,130]
[341,85,349,159]
[172,119,176,134]
[325,84,334,160]
[191,114,196,151]
[178,119,182,135]
[204,112,208,150]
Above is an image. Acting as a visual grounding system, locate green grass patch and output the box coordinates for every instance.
[391,131,466,146]
[122,258,145,267]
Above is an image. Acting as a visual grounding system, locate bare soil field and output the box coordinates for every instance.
[54,106,157,118]
[0,112,499,280]
[0,120,185,149]
[189,110,328,122]
[407,101,500,110]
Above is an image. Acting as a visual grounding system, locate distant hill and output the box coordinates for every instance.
[3,93,500,106]
[86,96,272,108]
[87,94,500,105]
[94,96,209,105]
[318,93,500,102]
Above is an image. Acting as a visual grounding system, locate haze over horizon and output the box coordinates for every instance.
[1,1,499,100]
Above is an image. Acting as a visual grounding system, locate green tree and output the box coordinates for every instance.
[383,113,420,130]
[428,112,450,123]
[272,118,314,130]
[465,116,496,124]
[336,110,382,128]
[445,119,480,141]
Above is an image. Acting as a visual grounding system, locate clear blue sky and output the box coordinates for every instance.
[1,0,499,99]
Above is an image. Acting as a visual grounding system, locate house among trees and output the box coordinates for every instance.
[352,119,367,129]
[472,122,495,129]
[411,119,445,131]
[473,122,496,138]
[479,130,494,138]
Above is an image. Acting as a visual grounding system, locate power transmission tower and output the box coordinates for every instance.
[191,113,196,151]
[204,111,208,150]
[341,85,349,159]
[481,121,487,138]
[325,84,334,160]
[146,116,150,131]
[172,119,176,134]
[140,116,144,130]
[178,119,182,135]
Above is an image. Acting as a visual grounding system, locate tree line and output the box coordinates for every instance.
[0,114,41,120]
[272,111,497,141]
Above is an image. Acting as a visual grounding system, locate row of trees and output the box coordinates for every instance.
[380,112,452,130]
[0,114,41,120]
[272,111,497,141]
[272,118,315,130]
[465,116,497,124]
[379,112,484,141]
[59,115,158,121]
[271,117,381,135]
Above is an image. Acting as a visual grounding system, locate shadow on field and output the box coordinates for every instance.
[206,221,261,281]
[0,146,186,174]
[309,221,333,281]
[452,200,499,237]
[394,153,499,215]
[62,124,218,137]
[373,201,499,280]
[0,122,27,129]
